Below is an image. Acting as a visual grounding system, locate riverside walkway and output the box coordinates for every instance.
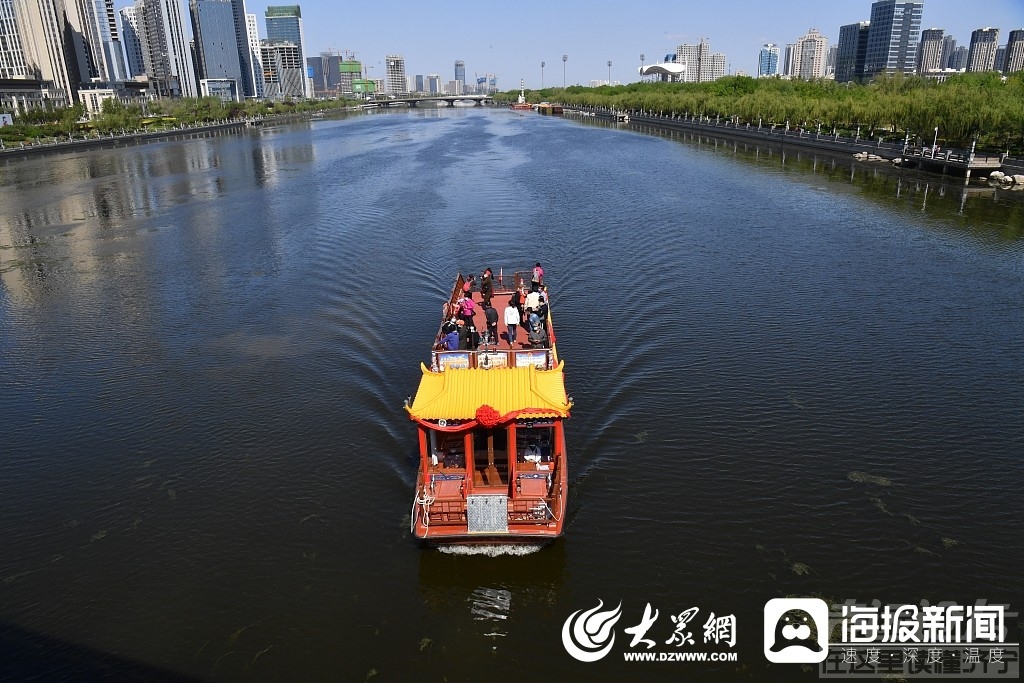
[565,106,1010,180]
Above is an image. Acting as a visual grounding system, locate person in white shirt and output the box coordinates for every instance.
[504,301,521,347]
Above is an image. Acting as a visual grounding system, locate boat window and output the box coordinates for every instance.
[516,424,554,463]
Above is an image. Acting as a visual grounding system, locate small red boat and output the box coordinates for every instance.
[406,269,571,545]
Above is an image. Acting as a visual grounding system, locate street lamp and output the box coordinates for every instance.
[541,61,545,89]
[932,126,939,157]
[607,60,612,85]
[640,53,645,81]
[562,54,568,88]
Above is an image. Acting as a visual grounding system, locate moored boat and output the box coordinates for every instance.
[406,269,571,545]
[510,80,532,111]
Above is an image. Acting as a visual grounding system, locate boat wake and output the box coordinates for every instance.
[438,544,544,557]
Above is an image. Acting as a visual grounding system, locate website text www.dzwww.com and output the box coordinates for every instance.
[623,651,739,662]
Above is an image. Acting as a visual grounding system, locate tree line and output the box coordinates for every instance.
[1,96,356,144]
[498,73,1024,155]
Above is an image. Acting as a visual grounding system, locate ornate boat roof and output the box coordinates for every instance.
[406,361,571,422]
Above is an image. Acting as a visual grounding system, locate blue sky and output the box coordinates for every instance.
[241,0,1024,88]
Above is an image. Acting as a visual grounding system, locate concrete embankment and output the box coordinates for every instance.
[564,107,1021,179]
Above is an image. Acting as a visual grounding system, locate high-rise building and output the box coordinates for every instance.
[12,0,76,101]
[790,28,827,80]
[940,35,957,69]
[414,73,424,92]
[836,21,870,83]
[244,12,263,97]
[782,43,794,76]
[426,72,439,94]
[307,50,342,96]
[1005,30,1024,73]
[385,54,406,95]
[675,38,725,82]
[993,45,1007,72]
[864,0,923,79]
[454,59,464,90]
[825,45,837,78]
[190,0,243,96]
[260,39,302,97]
[757,43,779,77]
[119,5,145,78]
[60,0,127,85]
[966,27,999,72]
[948,45,968,70]
[137,0,197,97]
[0,0,29,78]
[265,5,307,96]
[917,28,944,74]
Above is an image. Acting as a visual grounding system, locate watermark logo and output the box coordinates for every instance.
[562,600,623,662]
[561,600,739,663]
[764,598,830,664]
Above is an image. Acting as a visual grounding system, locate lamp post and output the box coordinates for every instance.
[541,61,545,89]
[932,126,939,157]
[607,60,612,85]
[640,53,645,81]
[562,54,567,88]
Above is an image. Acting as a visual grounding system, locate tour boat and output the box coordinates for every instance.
[510,80,532,111]
[406,269,571,545]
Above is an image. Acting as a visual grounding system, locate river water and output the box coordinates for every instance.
[1,108,1021,682]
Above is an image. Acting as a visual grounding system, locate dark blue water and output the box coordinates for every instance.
[1,108,1021,682]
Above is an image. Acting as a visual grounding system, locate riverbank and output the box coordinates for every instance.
[0,110,353,162]
[564,106,1023,180]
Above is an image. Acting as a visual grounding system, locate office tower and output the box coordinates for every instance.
[265,5,307,96]
[948,46,968,70]
[385,54,406,95]
[414,73,424,92]
[864,0,923,78]
[58,0,126,84]
[260,39,302,97]
[426,72,438,94]
[0,0,29,78]
[836,21,870,83]
[782,43,798,76]
[190,0,243,97]
[940,35,957,69]
[825,45,837,77]
[757,43,779,77]
[1005,30,1024,73]
[917,28,944,73]
[966,27,999,72]
[137,0,197,97]
[307,50,342,96]
[244,12,263,97]
[119,5,145,77]
[790,28,827,79]
[454,59,464,88]
[12,0,75,100]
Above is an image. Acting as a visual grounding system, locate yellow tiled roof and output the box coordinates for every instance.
[407,361,570,421]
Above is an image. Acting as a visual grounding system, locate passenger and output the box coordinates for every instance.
[462,274,476,300]
[459,295,476,327]
[457,319,469,349]
[525,288,541,314]
[527,322,548,348]
[484,302,499,346]
[480,268,494,307]
[504,300,521,347]
[524,443,542,464]
[466,322,480,351]
[531,262,544,292]
[442,325,460,350]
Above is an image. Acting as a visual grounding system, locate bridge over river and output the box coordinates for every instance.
[366,94,494,108]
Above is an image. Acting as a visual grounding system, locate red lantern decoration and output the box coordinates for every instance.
[475,404,502,428]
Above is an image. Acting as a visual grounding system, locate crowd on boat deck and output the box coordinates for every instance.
[440,264,550,350]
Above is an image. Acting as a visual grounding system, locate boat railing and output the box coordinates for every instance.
[431,347,554,372]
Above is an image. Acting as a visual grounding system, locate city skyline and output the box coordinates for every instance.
[240,0,1023,88]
